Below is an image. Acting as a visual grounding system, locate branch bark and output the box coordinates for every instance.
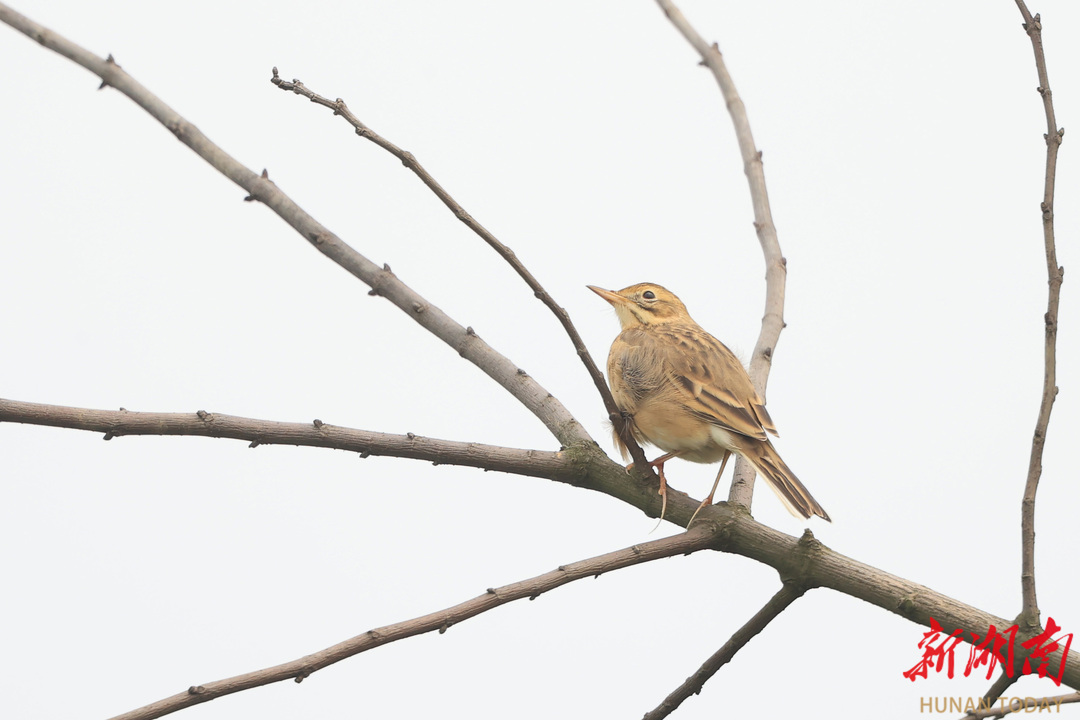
[654,0,789,513]
[1012,1,1065,632]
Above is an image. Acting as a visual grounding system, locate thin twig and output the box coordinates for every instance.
[107,524,720,720]
[654,0,789,512]
[642,582,806,719]
[1012,1,1065,632]
[962,691,1080,719]
[269,70,650,473]
[958,671,1021,720]
[0,4,591,450]
[0,398,582,482]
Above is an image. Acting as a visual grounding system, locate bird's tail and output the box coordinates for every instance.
[739,439,831,522]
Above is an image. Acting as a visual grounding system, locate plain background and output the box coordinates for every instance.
[2,1,1078,717]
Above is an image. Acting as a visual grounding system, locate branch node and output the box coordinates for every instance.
[407,432,416,440]
[313,419,323,428]
[187,685,206,696]
[438,622,451,634]
[196,410,211,421]
[486,587,497,595]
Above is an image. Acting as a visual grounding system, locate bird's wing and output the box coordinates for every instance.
[618,325,777,441]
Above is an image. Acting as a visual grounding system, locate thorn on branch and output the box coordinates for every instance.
[313,419,323,428]
[407,432,416,440]
[103,432,114,441]
[438,622,450,634]
[358,451,370,458]
[249,440,259,448]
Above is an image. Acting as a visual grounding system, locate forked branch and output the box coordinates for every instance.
[269,68,650,472]
[0,4,590,451]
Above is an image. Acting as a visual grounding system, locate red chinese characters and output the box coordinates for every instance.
[904,617,1072,686]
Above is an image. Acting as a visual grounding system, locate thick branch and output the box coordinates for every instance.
[269,71,634,458]
[643,582,805,719]
[108,524,720,720]
[654,0,788,512]
[0,398,580,482]
[1013,2,1065,631]
[0,4,590,450]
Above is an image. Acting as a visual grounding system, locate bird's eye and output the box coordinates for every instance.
[643,291,656,300]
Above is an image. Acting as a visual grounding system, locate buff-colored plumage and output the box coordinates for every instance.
[589,282,830,522]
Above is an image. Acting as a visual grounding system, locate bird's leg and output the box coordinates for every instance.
[627,452,677,523]
[688,450,731,526]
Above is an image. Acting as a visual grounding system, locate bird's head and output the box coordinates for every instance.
[588,283,693,329]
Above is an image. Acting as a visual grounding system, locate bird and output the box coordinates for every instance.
[589,282,830,524]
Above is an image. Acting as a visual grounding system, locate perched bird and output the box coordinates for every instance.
[589,282,830,523]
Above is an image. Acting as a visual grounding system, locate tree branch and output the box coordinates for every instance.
[959,672,1021,720]
[964,691,1080,719]
[268,69,642,466]
[654,0,789,512]
[1012,1,1065,632]
[642,582,806,719]
[0,398,581,482]
[0,3,591,450]
[107,524,721,720]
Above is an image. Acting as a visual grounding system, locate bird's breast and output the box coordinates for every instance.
[630,400,730,464]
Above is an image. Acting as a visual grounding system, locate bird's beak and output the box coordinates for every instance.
[587,285,626,306]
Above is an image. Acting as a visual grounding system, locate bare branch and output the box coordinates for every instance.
[0,4,591,450]
[959,672,1021,720]
[108,525,720,720]
[1012,1,1065,631]
[269,70,645,467]
[653,0,789,512]
[962,691,1080,719]
[0,398,581,482]
[643,582,805,719]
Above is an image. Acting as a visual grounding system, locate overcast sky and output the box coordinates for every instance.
[2,1,1079,718]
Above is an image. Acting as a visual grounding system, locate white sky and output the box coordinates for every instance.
[2,1,1079,718]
